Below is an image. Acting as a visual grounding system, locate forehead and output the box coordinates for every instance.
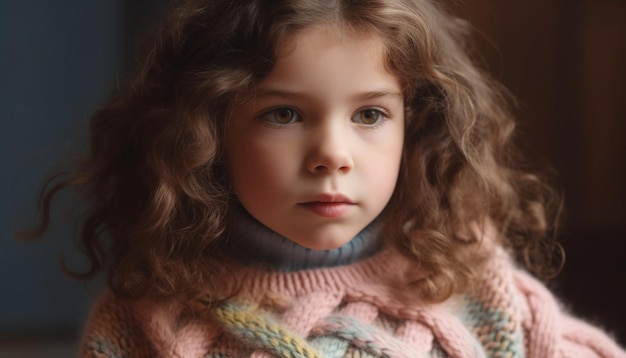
[259,25,399,94]
[277,24,387,67]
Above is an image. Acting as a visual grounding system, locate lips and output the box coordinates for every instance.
[298,193,355,218]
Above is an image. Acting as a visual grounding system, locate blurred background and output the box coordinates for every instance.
[454,0,626,346]
[1,0,624,356]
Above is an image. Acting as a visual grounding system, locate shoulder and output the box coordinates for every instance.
[80,291,155,357]
[81,290,224,357]
[486,251,626,357]
[511,266,625,357]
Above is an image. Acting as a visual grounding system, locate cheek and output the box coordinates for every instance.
[360,134,404,203]
[228,139,298,197]
[365,151,401,195]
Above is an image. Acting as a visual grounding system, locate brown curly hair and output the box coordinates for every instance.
[25,0,563,303]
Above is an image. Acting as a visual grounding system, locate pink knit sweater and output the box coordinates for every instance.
[81,248,625,357]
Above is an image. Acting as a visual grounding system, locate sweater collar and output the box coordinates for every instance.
[222,204,385,271]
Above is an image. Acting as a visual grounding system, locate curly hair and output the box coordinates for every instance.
[26,0,563,303]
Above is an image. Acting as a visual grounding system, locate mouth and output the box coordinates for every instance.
[298,193,355,218]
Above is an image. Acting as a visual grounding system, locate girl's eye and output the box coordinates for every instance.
[262,107,300,125]
[352,108,386,125]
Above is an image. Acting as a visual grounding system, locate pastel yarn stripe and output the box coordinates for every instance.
[213,303,322,358]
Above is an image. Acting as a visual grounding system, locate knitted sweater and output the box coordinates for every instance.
[81,247,625,357]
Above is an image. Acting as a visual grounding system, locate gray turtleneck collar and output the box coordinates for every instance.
[221,204,385,271]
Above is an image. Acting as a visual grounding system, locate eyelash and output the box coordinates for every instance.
[259,107,301,126]
[353,106,389,128]
[258,106,391,127]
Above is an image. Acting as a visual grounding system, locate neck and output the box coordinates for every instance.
[222,204,384,271]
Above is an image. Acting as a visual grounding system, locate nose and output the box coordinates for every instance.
[305,123,354,174]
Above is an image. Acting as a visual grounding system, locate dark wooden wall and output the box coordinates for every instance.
[453,0,626,344]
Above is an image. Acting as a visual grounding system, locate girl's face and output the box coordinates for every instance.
[226,25,404,250]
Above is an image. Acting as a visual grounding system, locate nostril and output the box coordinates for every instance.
[307,151,353,174]
[314,165,328,173]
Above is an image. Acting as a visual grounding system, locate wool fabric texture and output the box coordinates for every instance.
[80,247,625,357]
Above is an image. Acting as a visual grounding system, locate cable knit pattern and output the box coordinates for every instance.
[80,248,625,358]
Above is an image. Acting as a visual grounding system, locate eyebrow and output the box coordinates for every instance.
[253,88,403,101]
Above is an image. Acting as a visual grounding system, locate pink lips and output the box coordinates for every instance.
[299,194,355,218]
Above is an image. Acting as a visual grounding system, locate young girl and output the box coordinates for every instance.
[30,0,625,356]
